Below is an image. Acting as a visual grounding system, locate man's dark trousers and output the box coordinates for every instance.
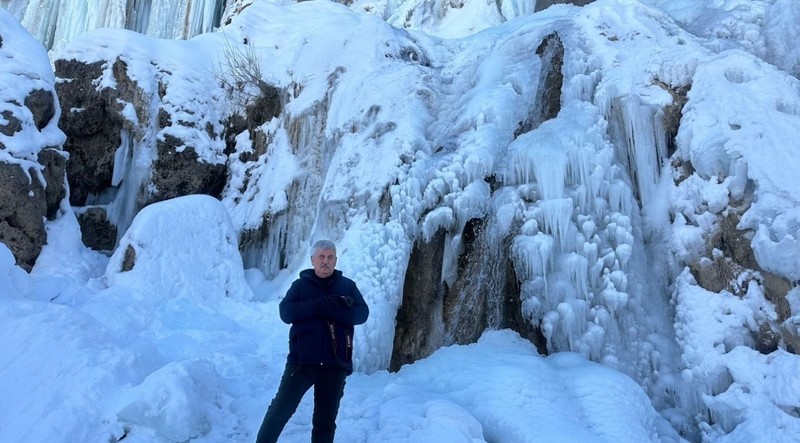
[256,363,347,443]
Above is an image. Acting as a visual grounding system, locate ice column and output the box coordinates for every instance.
[609,95,668,205]
[105,129,153,244]
[144,0,223,39]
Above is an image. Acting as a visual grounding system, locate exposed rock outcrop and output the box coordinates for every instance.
[516,33,564,136]
[689,206,796,354]
[535,0,596,11]
[0,162,46,270]
[55,59,120,207]
[147,134,227,205]
[54,55,240,249]
[0,29,66,271]
[390,229,447,371]
[77,207,117,252]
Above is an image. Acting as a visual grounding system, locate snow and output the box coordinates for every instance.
[0,7,64,172]
[0,212,681,443]
[2,0,800,442]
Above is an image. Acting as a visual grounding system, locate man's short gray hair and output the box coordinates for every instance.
[311,239,336,255]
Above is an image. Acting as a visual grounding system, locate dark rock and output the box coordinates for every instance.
[54,60,107,135]
[762,271,792,321]
[224,113,247,157]
[158,108,172,129]
[24,89,56,131]
[245,84,282,130]
[55,59,120,205]
[62,130,118,206]
[782,318,800,355]
[715,212,758,269]
[655,80,689,158]
[693,207,796,355]
[121,244,136,271]
[754,323,780,355]
[147,134,227,204]
[516,33,564,137]
[77,207,117,252]
[0,162,47,271]
[535,0,595,11]
[533,34,564,122]
[443,218,489,345]
[689,257,741,294]
[444,217,545,353]
[390,229,447,372]
[0,110,22,136]
[37,148,67,220]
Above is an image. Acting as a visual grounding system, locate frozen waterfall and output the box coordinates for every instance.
[0,0,225,50]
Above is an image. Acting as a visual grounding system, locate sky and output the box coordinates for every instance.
[2,0,800,442]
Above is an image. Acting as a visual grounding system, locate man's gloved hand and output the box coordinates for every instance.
[316,296,339,314]
[334,295,355,308]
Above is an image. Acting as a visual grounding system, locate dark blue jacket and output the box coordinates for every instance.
[279,269,369,374]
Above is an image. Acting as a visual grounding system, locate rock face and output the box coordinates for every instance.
[54,56,240,250]
[0,149,65,271]
[148,135,227,205]
[390,229,447,371]
[689,201,796,354]
[535,0,596,11]
[55,59,120,207]
[389,32,566,369]
[76,207,117,252]
[0,22,67,270]
[0,162,47,270]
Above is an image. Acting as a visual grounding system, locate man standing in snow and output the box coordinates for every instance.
[256,239,369,443]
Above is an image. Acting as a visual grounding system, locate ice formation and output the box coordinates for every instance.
[0,0,224,50]
[3,0,800,440]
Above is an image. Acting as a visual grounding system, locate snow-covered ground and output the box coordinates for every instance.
[2,0,800,442]
[1,196,682,443]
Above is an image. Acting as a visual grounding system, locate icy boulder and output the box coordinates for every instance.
[105,194,253,301]
[116,359,226,442]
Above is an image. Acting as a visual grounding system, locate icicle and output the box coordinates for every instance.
[262,212,288,278]
[491,187,521,236]
[580,323,605,360]
[512,233,554,282]
[606,179,632,214]
[538,198,573,251]
[541,310,559,347]
[20,0,63,49]
[421,207,454,242]
[581,219,596,239]
[612,95,669,205]
[608,269,627,292]
[129,0,152,35]
[453,180,490,234]
[572,184,589,212]
[49,0,129,51]
[567,145,593,190]
[111,130,132,187]
[616,244,632,268]
[563,252,589,299]
[557,301,579,349]
[187,0,224,38]
[105,128,152,245]
[533,146,567,200]
[520,277,547,320]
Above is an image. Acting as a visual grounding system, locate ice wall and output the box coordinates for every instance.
[211,0,689,397]
[1,0,225,50]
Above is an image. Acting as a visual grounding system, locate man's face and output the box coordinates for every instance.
[311,248,337,278]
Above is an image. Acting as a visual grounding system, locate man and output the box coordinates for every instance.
[256,240,369,443]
